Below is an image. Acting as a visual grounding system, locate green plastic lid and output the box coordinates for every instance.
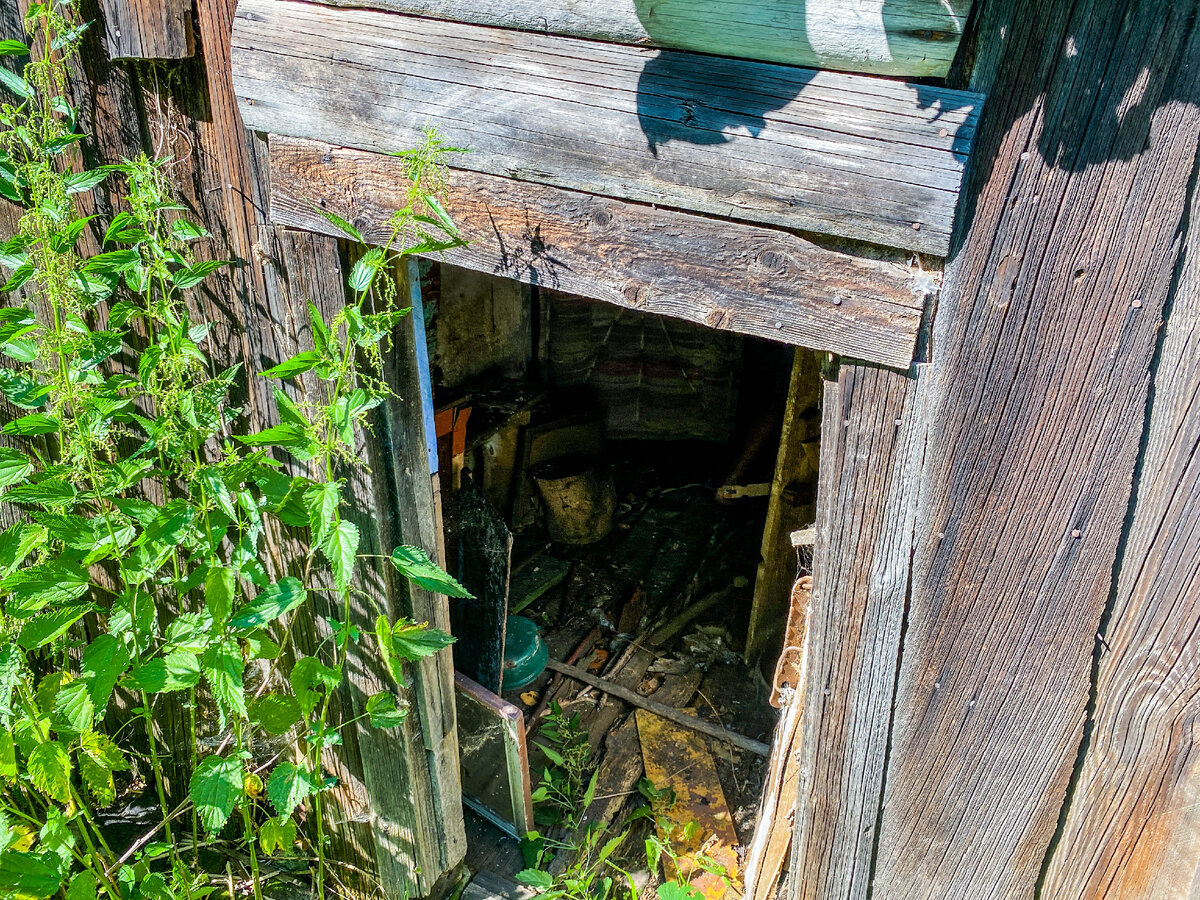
[503,615,549,691]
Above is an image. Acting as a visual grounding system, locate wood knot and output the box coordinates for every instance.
[592,207,613,228]
[706,307,731,328]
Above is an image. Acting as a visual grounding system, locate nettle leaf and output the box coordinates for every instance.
[347,247,385,294]
[18,606,90,650]
[389,545,474,598]
[387,620,456,663]
[64,872,97,900]
[0,448,32,489]
[260,351,321,380]
[79,732,127,807]
[0,68,33,101]
[170,219,211,242]
[322,519,359,593]
[314,207,364,242]
[2,564,89,617]
[0,645,21,727]
[80,635,131,713]
[63,168,112,194]
[190,754,244,835]
[0,369,46,409]
[52,681,93,735]
[27,742,72,803]
[2,413,58,436]
[0,40,30,56]
[0,523,45,578]
[202,640,246,725]
[204,566,236,624]
[289,656,340,715]
[0,850,63,898]
[259,817,298,857]
[230,577,306,630]
[234,424,316,459]
[127,650,201,693]
[266,762,320,819]
[170,259,228,289]
[82,249,139,275]
[249,693,302,736]
[366,691,407,729]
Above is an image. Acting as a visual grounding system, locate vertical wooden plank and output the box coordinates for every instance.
[867,1,1200,898]
[1040,37,1200,896]
[745,349,820,665]
[99,0,194,60]
[788,363,928,900]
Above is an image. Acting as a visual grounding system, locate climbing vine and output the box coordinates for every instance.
[0,5,470,899]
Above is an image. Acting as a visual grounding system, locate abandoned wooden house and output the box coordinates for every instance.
[2,0,1200,898]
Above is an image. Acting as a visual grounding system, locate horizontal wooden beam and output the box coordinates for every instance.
[232,0,983,255]
[302,0,972,79]
[268,138,930,368]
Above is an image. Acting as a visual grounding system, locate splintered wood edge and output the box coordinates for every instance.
[267,137,931,368]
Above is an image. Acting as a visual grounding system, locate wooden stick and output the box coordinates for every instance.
[545,659,772,757]
[525,627,600,737]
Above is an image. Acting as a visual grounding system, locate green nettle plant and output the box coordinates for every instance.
[0,5,472,900]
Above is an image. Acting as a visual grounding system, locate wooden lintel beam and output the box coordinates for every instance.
[268,138,930,367]
[232,0,984,255]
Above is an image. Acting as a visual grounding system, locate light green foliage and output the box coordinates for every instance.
[0,4,470,899]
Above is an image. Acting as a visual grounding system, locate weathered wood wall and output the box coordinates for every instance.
[301,0,972,78]
[231,0,983,256]
[0,1,465,895]
[795,1,1200,899]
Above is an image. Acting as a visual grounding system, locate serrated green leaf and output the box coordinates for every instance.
[266,762,320,819]
[205,566,236,624]
[0,448,32,488]
[260,351,321,380]
[347,248,384,294]
[52,681,93,735]
[0,850,63,898]
[64,872,97,900]
[313,206,363,242]
[3,413,58,436]
[366,691,406,728]
[78,731,127,807]
[259,816,297,857]
[516,870,555,890]
[17,606,89,648]
[170,259,227,289]
[322,520,359,593]
[202,640,246,725]
[289,656,340,715]
[80,635,130,713]
[0,68,33,100]
[190,754,243,835]
[230,577,306,630]
[389,545,473,598]
[170,219,210,241]
[0,40,30,56]
[27,742,71,803]
[249,693,302,735]
[63,168,110,194]
[387,620,456,663]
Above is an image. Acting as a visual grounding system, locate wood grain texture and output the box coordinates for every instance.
[745,349,820,664]
[788,363,929,900]
[866,1,1200,898]
[302,0,972,79]
[232,0,983,255]
[268,138,931,367]
[100,0,194,59]
[1040,24,1200,896]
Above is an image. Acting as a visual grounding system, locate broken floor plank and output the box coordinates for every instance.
[268,138,928,367]
[638,710,741,899]
[545,659,770,757]
[235,0,983,254]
